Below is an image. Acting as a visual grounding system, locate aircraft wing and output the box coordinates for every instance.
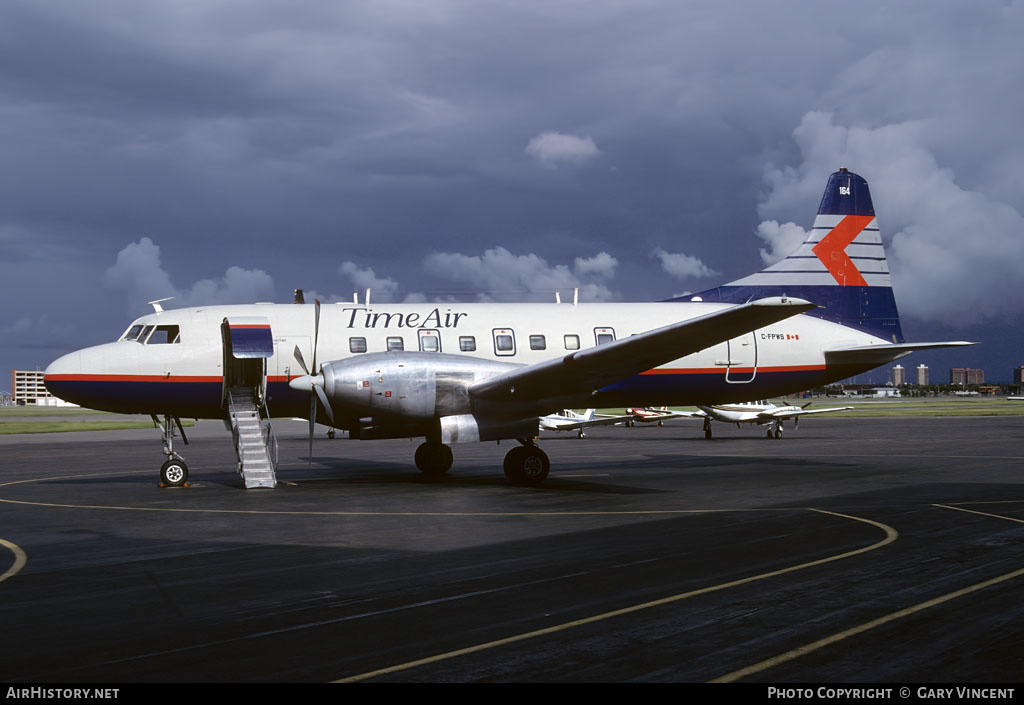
[757,406,854,421]
[470,297,815,404]
[824,341,975,365]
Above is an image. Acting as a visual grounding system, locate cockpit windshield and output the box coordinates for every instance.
[120,323,181,344]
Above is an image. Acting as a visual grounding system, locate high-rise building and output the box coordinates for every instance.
[916,364,929,386]
[891,364,905,386]
[950,368,984,385]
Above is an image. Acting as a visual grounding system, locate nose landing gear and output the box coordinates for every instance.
[154,414,190,487]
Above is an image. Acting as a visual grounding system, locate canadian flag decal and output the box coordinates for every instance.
[812,215,873,286]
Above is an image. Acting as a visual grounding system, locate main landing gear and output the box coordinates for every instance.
[414,441,454,478]
[766,421,783,439]
[154,414,190,487]
[503,441,550,486]
[703,417,713,440]
[413,438,551,486]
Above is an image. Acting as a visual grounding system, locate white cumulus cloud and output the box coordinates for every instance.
[424,246,617,302]
[652,248,718,279]
[525,131,601,168]
[103,237,276,311]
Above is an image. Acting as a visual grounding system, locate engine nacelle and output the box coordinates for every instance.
[320,351,520,420]
[439,414,539,444]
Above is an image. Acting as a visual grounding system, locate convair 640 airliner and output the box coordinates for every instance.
[44,169,971,488]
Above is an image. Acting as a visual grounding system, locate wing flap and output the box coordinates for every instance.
[470,297,816,403]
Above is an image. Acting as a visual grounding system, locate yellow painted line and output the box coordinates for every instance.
[333,508,897,682]
[0,538,27,583]
[711,566,1024,683]
[0,473,806,518]
[0,496,785,518]
[933,504,1024,523]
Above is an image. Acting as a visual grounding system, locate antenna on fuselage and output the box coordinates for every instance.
[293,289,305,304]
[148,297,174,313]
[555,291,561,304]
[365,288,371,308]
[573,288,579,306]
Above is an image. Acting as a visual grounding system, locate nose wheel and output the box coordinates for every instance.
[154,414,190,487]
[160,458,189,487]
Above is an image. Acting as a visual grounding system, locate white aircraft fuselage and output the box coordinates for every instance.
[45,300,882,422]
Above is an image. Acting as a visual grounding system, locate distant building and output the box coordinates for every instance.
[1014,366,1024,385]
[950,368,984,386]
[869,387,901,398]
[916,364,929,386]
[891,365,905,386]
[10,370,76,407]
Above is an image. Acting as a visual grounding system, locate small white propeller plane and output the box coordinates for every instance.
[539,409,638,437]
[44,168,972,488]
[689,399,855,439]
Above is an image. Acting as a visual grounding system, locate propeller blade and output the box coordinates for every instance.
[314,383,334,425]
[308,389,317,464]
[294,345,309,375]
[312,299,321,373]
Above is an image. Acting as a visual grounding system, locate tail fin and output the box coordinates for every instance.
[681,168,904,343]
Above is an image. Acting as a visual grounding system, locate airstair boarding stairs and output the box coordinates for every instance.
[227,386,279,489]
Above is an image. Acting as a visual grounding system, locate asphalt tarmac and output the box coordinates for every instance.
[0,416,1022,683]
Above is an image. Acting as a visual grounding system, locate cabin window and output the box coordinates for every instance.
[564,334,580,351]
[459,336,476,352]
[123,325,144,342]
[529,335,546,351]
[493,329,516,356]
[138,325,156,343]
[147,325,180,344]
[595,328,615,346]
[349,337,367,353]
[419,330,441,352]
[386,336,404,352]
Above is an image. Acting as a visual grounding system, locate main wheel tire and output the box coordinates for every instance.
[503,446,550,486]
[704,428,712,440]
[160,459,189,487]
[415,442,453,478]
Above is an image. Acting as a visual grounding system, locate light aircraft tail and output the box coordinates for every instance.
[683,168,903,343]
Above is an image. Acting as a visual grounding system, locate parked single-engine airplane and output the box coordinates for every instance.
[44,168,972,488]
[623,406,692,426]
[689,399,855,439]
[539,409,637,437]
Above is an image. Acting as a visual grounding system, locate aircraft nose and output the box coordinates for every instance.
[44,350,82,401]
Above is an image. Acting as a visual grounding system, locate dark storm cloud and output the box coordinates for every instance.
[2,0,1023,380]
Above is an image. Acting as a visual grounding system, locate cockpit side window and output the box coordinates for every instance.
[122,325,145,342]
[147,325,181,344]
[138,325,156,343]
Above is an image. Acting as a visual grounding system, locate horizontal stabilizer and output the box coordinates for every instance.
[825,341,975,365]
